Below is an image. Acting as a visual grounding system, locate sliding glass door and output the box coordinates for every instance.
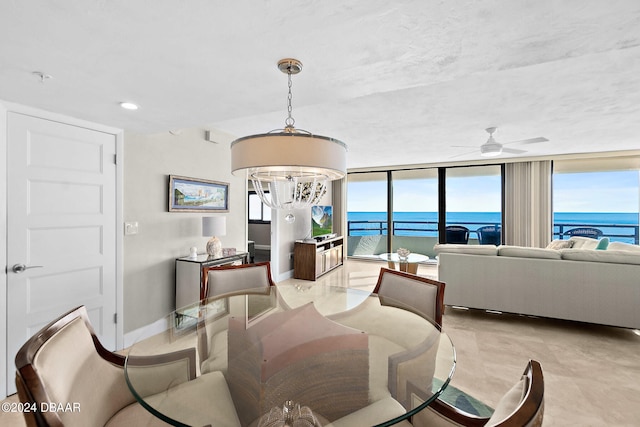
[346,172,389,257]
[445,165,503,244]
[391,169,439,254]
[553,158,640,244]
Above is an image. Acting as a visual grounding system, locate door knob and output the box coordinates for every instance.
[11,264,43,273]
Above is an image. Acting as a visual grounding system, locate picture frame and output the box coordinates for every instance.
[169,175,229,212]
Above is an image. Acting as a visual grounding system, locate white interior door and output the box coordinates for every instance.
[6,112,117,394]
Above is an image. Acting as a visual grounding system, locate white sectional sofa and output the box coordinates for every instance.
[434,237,640,329]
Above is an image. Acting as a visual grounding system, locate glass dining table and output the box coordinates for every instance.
[125,284,455,427]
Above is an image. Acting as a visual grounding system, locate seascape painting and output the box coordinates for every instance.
[169,175,229,212]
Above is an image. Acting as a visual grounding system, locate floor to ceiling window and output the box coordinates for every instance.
[346,165,504,258]
[553,158,640,244]
[346,172,389,257]
[445,165,503,244]
[391,168,439,253]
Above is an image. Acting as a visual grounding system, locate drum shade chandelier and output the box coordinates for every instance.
[231,58,347,211]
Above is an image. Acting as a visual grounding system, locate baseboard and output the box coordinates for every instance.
[123,316,169,349]
[276,269,294,282]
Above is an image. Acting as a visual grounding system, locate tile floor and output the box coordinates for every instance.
[3,259,639,426]
[281,259,640,426]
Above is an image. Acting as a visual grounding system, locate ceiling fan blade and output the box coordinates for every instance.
[505,137,549,145]
[451,145,477,148]
[502,147,527,154]
[449,150,478,159]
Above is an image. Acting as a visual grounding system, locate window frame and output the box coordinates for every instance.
[248,191,271,224]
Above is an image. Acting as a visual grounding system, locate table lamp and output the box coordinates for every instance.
[202,216,226,257]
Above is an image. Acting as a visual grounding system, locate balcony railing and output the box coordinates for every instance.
[347,220,639,244]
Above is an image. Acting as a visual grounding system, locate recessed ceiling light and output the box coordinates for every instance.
[120,102,139,110]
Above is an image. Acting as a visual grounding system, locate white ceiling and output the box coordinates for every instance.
[1,1,640,169]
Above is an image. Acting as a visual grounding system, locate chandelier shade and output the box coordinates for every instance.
[230,58,347,211]
[231,132,347,180]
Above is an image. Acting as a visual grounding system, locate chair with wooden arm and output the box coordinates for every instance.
[201,261,275,299]
[411,360,544,427]
[374,267,446,327]
[198,262,277,375]
[15,305,240,427]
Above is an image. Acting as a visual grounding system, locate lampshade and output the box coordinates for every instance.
[230,58,347,211]
[202,216,226,237]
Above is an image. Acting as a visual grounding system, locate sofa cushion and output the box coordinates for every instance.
[608,241,640,252]
[568,236,600,249]
[560,249,640,265]
[498,245,562,260]
[433,244,498,256]
[546,239,574,250]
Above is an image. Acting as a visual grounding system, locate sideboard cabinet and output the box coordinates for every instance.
[294,236,344,281]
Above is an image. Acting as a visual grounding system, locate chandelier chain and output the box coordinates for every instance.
[285,69,295,129]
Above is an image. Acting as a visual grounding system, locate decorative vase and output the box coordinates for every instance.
[396,247,411,260]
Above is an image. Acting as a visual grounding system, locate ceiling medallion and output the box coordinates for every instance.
[230,58,347,211]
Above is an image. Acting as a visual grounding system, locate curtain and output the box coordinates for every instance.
[504,161,552,247]
[332,178,345,237]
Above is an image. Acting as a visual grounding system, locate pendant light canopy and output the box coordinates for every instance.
[231,59,347,210]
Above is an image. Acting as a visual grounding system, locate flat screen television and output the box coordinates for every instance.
[311,205,333,238]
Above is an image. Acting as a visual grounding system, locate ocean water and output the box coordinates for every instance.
[347,211,639,243]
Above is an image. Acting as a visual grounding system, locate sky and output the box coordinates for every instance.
[348,171,640,213]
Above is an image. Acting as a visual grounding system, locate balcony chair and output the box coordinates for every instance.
[374,267,446,327]
[445,225,470,244]
[476,225,502,246]
[411,359,544,427]
[15,305,240,427]
[563,227,603,239]
[198,262,277,375]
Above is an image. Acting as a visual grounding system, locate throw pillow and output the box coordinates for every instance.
[546,239,574,250]
[595,237,610,250]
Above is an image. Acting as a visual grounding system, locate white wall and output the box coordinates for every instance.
[123,127,246,332]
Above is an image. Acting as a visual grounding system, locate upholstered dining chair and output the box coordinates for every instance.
[202,261,275,299]
[411,359,544,427]
[15,305,240,427]
[445,225,470,244]
[198,262,277,375]
[373,267,446,327]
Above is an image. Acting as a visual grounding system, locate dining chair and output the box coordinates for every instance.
[411,360,544,427]
[15,305,239,427]
[445,225,470,244]
[373,267,445,326]
[476,225,502,246]
[202,261,275,299]
[198,262,276,375]
[563,227,603,239]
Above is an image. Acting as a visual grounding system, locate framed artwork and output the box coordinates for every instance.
[169,175,229,212]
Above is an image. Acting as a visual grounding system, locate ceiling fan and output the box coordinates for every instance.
[452,127,549,158]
